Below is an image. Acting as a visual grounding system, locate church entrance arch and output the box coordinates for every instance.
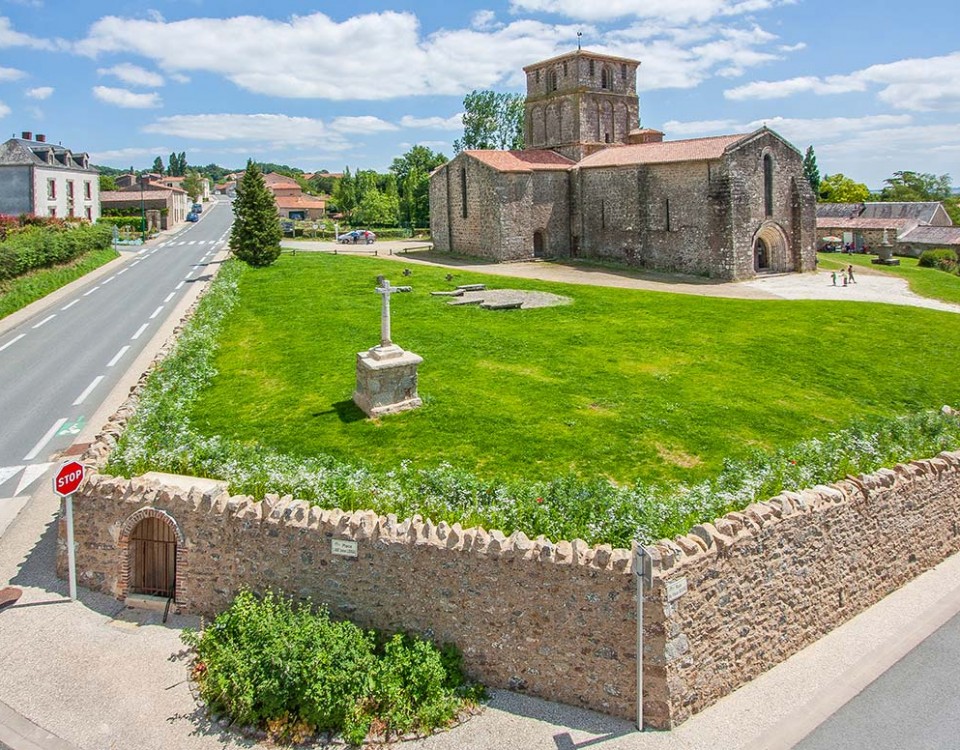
[533,230,545,258]
[752,222,790,274]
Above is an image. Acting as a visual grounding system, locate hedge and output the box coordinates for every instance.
[0,223,113,281]
[918,248,958,274]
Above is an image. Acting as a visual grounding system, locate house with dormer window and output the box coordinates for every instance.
[0,131,100,221]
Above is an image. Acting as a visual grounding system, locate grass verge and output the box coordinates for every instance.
[0,246,119,319]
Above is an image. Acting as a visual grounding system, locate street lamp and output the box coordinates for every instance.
[139,174,146,243]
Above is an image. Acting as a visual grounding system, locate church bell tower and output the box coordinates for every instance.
[523,50,640,162]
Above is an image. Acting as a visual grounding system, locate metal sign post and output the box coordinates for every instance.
[53,460,85,601]
[634,542,652,731]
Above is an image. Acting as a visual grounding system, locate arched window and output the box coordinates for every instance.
[763,153,774,217]
[601,66,612,90]
[546,69,558,92]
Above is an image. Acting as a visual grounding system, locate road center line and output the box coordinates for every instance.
[82,286,100,297]
[175,281,185,290]
[73,375,105,406]
[32,314,55,329]
[107,345,130,367]
[184,270,193,279]
[132,323,149,340]
[61,299,79,311]
[117,268,128,275]
[149,305,164,319]
[24,418,68,461]
[130,260,141,267]
[0,333,26,352]
[164,292,175,303]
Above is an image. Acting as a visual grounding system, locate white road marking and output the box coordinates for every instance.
[149,305,164,319]
[24,418,67,461]
[175,281,185,290]
[117,268,128,275]
[184,270,193,279]
[164,292,175,303]
[32,314,55,329]
[72,375,104,406]
[177,241,187,246]
[107,345,130,367]
[82,286,100,297]
[132,323,149,340]
[0,334,25,353]
[188,241,196,245]
[130,260,141,267]
[102,275,117,285]
[0,465,24,487]
[15,463,53,495]
[61,300,79,311]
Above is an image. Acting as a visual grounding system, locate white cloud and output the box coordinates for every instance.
[142,113,353,151]
[0,100,10,118]
[97,63,165,88]
[25,86,53,100]
[329,116,398,134]
[471,10,501,30]
[400,114,464,130]
[0,66,25,82]
[88,146,169,163]
[0,16,59,50]
[92,86,162,109]
[508,0,789,23]
[724,51,960,112]
[663,114,914,143]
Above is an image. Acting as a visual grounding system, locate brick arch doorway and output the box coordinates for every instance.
[119,508,184,601]
[533,230,545,258]
[752,222,790,274]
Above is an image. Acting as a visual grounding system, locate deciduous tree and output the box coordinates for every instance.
[182,171,204,202]
[818,173,870,203]
[390,145,447,227]
[453,90,524,152]
[230,160,282,267]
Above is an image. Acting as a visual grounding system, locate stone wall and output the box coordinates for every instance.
[641,450,960,727]
[63,473,640,721]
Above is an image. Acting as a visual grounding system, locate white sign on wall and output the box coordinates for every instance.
[332,539,358,558]
[665,577,688,602]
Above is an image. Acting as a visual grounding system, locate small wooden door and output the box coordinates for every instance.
[129,517,177,598]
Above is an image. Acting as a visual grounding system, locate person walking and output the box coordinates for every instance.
[847,264,856,283]
[831,270,837,286]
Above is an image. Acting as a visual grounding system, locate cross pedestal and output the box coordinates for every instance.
[352,277,423,418]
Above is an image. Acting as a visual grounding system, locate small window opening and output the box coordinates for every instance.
[589,60,595,77]
[601,66,611,89]
[763,154,774,217]
[665,198,671,231]
[460,168,468,219]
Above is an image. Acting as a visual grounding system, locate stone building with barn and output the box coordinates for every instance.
[430,50,816,280]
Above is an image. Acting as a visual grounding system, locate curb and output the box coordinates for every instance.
[0,700,80,750]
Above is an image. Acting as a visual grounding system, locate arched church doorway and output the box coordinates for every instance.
[129,516,177,597]
[533,230,545,258]
[754,238,769,272]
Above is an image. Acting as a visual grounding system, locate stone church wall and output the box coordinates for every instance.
[430,159,511,261]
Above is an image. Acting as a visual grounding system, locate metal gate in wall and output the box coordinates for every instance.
[129,517,177,597]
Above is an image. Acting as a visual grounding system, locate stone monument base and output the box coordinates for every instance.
[353,345,423,418]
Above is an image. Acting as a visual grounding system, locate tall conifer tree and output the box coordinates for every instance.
[230,160,282,267]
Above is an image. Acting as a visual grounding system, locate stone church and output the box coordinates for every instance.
[430,50,816,280]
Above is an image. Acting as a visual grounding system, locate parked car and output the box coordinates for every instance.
[192,203,203,213]
[186,212,199,222]
[337,229,376,244]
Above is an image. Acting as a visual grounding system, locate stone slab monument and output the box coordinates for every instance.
[353,276,423,418]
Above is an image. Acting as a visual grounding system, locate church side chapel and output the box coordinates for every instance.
[430,50,816,281]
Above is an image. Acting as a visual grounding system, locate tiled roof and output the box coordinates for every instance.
[576,134,747,168]
[816,203,864,219]
[816,217,915,230]
[899,225,960,245]
[465,149,575,173]
[275,195,326,209]
[0,137,96,172]
[860,202,944,223]
[100,190,176,202]
[264,172,300,186]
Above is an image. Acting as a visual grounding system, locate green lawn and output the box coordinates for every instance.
[0,247,119,319]
[818,251,960,305]
[187,253,960,486]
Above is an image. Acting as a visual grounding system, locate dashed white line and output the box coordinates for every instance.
[164,292,175,303]
[149,305,164,320]
[184,270,193,279]
[32,314,55,329]
[107,345,130,367]
[117,268,128,276]
[132,323,149,340]
[61,300,79,311]
[175,281,185,290]
[188,241,197,245]
[82,286,100,297]
[24,418,67,461]
[102,275,117,285]
[130,260,141,267]
[73,375,104,406]
[0,334,26,352]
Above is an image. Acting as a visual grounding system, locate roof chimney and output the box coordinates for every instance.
[36,134,46,143]
[21,131,32,141]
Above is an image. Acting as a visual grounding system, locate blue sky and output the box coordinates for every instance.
[1,0,958,188]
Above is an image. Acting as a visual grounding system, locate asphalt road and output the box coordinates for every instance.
[794,610,960,749]
[0,198,233,504]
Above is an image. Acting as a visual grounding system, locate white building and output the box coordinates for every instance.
[0,131,100,221]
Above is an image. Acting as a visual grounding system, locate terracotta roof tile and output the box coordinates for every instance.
[275,195,326,209]
[465,149,575,173]
[577,134,747,168]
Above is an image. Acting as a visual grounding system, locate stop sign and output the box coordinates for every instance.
[53,460,85,497]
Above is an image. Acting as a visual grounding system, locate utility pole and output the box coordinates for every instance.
[139,174,146,243]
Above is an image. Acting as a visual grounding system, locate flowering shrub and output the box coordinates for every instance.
[0,222,111,281]
[108,259,960,546]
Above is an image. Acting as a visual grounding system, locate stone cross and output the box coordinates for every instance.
[375,275,399,347]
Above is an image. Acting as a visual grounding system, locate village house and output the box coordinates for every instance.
[816,202,960,257]
[430,50,816,281]
[100,173,191,230]
[0,131,100,221]
[263,172,326,221]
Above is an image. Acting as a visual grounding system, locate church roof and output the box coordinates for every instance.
[465,149,576,173]
[815,203,863,219]
[576,134,747,168]
[523,49,640,71]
